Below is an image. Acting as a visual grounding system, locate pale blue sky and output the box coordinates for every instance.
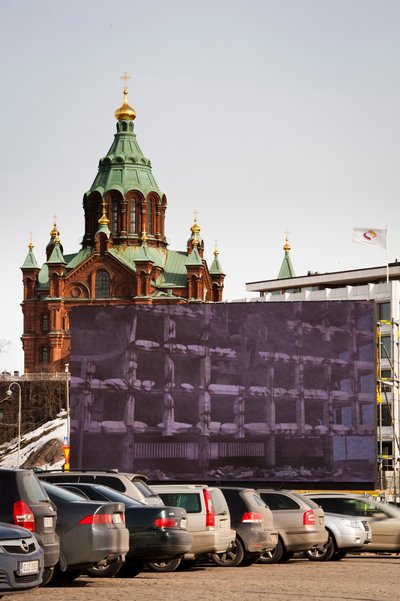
[1,0,399,372]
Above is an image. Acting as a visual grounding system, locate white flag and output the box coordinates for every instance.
[352,227,387,249]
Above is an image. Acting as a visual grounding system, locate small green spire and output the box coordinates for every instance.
[278,233,295,279]
[21,238,39,270]
[185,245,202,267]
[210,243,225,275]
[47,241,66,265]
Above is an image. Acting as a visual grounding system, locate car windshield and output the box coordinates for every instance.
[91,485,144,506]
[43,481,89,502]
[311,496,388,517]
[21,473,51,503]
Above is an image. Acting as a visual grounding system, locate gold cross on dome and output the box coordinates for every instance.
[121,72,131,91]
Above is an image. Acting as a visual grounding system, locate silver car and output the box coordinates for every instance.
[0,523,44,595]
[304,493,372,560]
[256,489,328,563]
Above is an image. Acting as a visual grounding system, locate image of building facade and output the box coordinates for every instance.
[246,242,400,494]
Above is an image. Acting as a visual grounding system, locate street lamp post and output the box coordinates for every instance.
[5,382,22,468]
[65,363,70,446]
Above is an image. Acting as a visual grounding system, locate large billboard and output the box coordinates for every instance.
[70,301,376,486]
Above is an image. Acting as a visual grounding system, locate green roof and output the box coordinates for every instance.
[210,254,225,276]
[278,251,295,279]
[47,244,66,265]
[185,247,203,267]
[87,120,163,199]
[21,248,39,270]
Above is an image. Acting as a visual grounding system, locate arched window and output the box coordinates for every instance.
[95,270,110,298]
[130,198,136,233]
[41,314,49,332]
[112,199,118,234]
[147,199,153,234]
[41,346,49,365]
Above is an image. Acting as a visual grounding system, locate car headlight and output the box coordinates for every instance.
[341,519,362,529]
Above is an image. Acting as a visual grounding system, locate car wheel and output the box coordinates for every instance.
[117,562,145,578]
[279,550,294,563]
[331,550,347,561]
[41,566,55,586]
[258,537,284,564]
[304,534,335,562]
[211,538,245,567]
[85,558,124,578]
[147,558,182,572]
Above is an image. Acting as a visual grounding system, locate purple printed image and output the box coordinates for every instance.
[69,301,376,485]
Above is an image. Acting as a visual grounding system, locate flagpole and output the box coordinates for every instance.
[386,225,389,284]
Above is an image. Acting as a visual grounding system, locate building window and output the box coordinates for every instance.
[380,404,392,427]
[41,314,49,332]
[381,335,392,360]
[112,199,118,234]
[378,302,391,322]
[147,199,153,234]
[130,198,136,233]
[41,346,49,365]
[380,369,393,392]
[95,270,110,298]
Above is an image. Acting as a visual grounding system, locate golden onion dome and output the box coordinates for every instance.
[115,88,136,121]
[283,234,291,252]
[191,217,201,234]
[98,199,110,225]
[50,221,59,238]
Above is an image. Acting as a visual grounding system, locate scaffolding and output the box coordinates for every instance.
[376,319,400,495]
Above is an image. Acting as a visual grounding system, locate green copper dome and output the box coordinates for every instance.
[87,117,162,199]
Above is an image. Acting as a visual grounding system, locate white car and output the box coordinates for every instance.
[149,484,235,570]
[303,493,372,561]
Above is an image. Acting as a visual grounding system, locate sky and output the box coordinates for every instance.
[0,0,399,373]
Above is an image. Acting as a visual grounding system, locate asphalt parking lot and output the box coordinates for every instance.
[7,554,400,601]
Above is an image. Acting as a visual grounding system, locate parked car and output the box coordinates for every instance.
[36,469,163,506]
[0,468,59,586]
[41,482,129,583]
[211,487,278,567]
[54,482,193,577]
[303,512,372,561]
[0,522,44,596]
[255,489,328,563]
[305,492,396,556]
[150,484,236,571]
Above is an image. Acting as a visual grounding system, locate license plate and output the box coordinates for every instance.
[112,514,122,524]
[18,560,39,575]
[44,517,53,528]
[180,518,187,529]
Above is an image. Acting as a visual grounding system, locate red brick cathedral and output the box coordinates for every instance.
[21,81,225,373]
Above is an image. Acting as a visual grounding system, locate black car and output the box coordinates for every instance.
[54,482,193,577]
[0,468,59,585]
[41,482,129,583]
[212,487,278,567]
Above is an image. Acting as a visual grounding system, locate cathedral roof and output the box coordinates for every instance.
[278,235,295,279]
[47,242,66,265]
[86,87,162,199]
[21,241,39,270]
[210,245,225,276]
